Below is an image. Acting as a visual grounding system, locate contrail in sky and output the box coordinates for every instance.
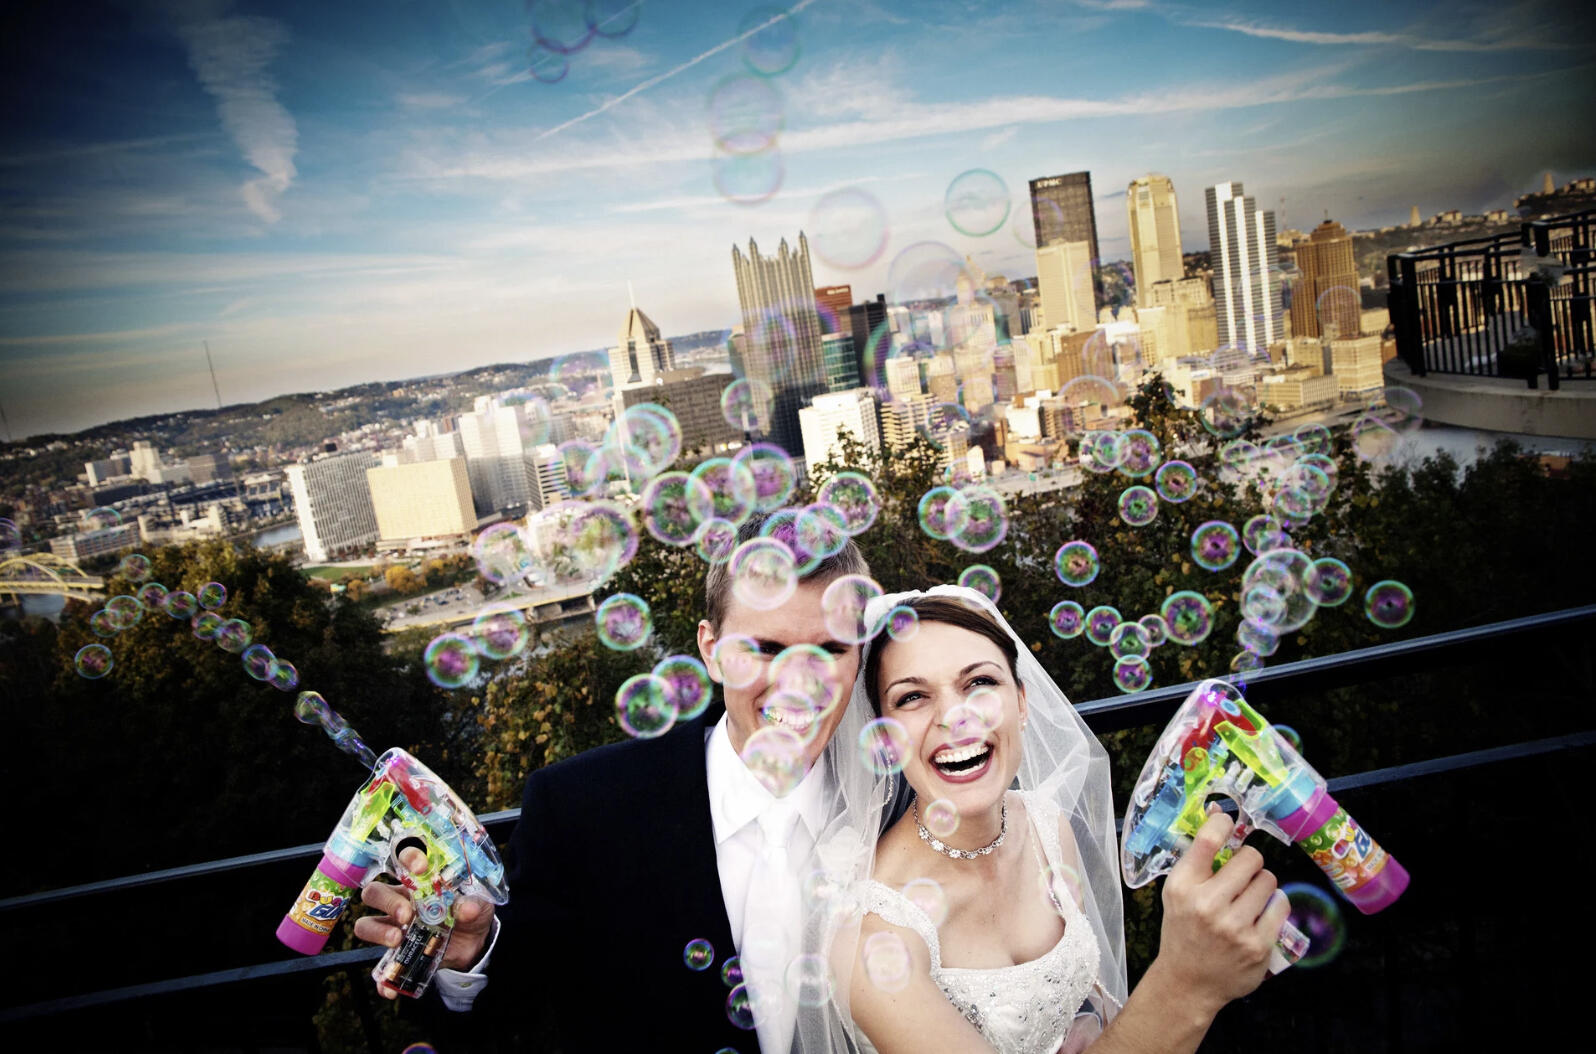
[532,0,820,142]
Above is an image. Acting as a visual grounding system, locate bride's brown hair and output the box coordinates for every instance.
[863,594,1020,715]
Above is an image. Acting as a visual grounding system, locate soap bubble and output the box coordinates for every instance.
[742,726,806,795]
[1161,591,1214,645]
[1241,549,1317,633]
[75,643,113,679]
[695,517,740,564]
[424,634,479,688]
[725,983,758,1031]
[817,472,880,535]
[916,485,969,541]
[197,582,227,610]
[1048,601,1085,639]
[1138,614,1168,647]
[858,717,911,776]
[1040,864,1085,914]
[721,955,744,988]
[242,643,276,681]
[642,471,710,547]
[1242,515,1289,556]
[472,606,531,661]
[654,654,713,722]
[1113,656,1153,693]
[0,518,19,552]
[526,500,638,588]
[595,592,652,651]
[887,241,968,304]
[473,523,535,587]
[739,4,801,76]
[527,42,569,84]
[922,798,960,839]
[795,503,850,560]
[732,443,798,512]
[1283,883,1347,968]
[82,506,120,531]
[785,953,836,1009]
[585,0,641,38]
[1117,486,1159,527]
[710,634,762,691]
[164,590,198,619]
[268,659,300,692]
[901,877,948,927]
[118,553,151,583]
[771,644,844,720]
[684,938,716,972]
[1116,430,1161,478]
[294,691,331,725]
[957,564,1001,602]
[689,457,760,527]
[1199,388,1251,438]
[1242,583,1287,626]
[1230,650,1265,677]
[1084,605,1122,647]
[944,169,1010,237]
[708,73,784,155]
[1108,622,1150,661]
[881,604,919,641]
[615,673,677,738]
[1274,724,1303,752]
[1191,521,1240,572]
[721,376,775,434]
[1053,541,1099,587]
[729,537,798,611]
[821,574,884,645]
[136,582,169,609]
[1155,460,1198,503]
[1078,430,1126,473]
[105,594,143,630]
[1364,580,1414,629]
[863,931,913,992]
[1304,558,1354,607]
[713,147,784,205]
[191,611,223,640]
[810,187,888,269]
[1237,617,1280,657]
[215,618,252,653]
[951,486,1008,553]
[88,609,119,637]
[529,0,595,53]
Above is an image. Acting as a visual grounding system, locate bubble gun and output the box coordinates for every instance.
[276,747,510,998]
[1120,679,1409,973]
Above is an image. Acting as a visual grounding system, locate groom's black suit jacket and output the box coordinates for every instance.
[454,701,763,1053]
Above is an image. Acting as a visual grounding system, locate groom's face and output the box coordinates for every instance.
[697,577,861,775]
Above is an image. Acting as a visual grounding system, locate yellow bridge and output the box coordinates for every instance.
[0,555,106,603]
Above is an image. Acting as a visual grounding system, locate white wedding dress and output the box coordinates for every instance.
[856,794,1115,1054]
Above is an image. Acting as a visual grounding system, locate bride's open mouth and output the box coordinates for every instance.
[931,739,993,782]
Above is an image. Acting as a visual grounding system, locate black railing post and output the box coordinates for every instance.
[1526,274,1557,391]
[1391,253,1425,376]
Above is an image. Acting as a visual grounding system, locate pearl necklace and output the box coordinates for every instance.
[914,797,1007,859]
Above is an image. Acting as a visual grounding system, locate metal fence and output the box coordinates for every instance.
[1388,209,1596,389]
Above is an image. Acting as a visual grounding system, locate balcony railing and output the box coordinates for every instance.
[1388,209,1596,390]
[5,603,1593,1051]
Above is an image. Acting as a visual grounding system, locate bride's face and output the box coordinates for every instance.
[874,620,1027,817]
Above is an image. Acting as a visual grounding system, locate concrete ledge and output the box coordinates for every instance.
[1384,359,1596,439]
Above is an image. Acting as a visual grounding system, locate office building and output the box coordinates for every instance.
[285,452,380,563]
[529,444,572,509]
[883,355,922,399]
[1205,181,1282,353]
[50,522,140,563]
[731,234,828,457]
[993,347,1018,403]
[1260,367,1338,411]
[458,397,538,516]
[84,456,131,487]
[402,421,466,464]
[847,294,889,387]
[367,457,476,547]
[617,368,741,457]
[1330,336,1385,397]
[186,453,232,485]
[1127,175,1183,307]
[1290,220,1361,340]
[1035,241,1096,335]
[822,333,860,392]
[798,389,882,468]
[880,394,967,473]
[954,345,996,414]
[927,353,958,403]
[1029,172,1101,266]
[815,285,853,333]
[1146,277,1220,362]
[129,441,161,482]
[609,305,676,390]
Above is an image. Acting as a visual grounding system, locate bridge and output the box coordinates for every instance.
[379,581,598,635]
[0,555,105,603]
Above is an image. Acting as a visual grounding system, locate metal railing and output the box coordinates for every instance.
[1388,209,1596,389]
[5,603,1593,1050]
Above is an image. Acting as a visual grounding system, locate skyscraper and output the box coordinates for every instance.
[366,457,476,546]
[1035,241,1096,335]
[847,293,888,387]
[822,333,860,392]
[1127,175,1183,307]
[1290,219,1361,341]
[458,397,538,517]
[798,389,882,468]
[730,233,828,457]
[1205,181,1282,353]
[814,284,853,333]
[1029,172,1100,266]
[609,305,676,390]
[285,452,380,563]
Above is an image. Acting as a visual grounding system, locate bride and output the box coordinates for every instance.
[798,586,1291,1054]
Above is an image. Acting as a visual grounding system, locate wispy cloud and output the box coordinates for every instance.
[397,91,467,110]
[176,9,298,223]
[1180,14,1579,51]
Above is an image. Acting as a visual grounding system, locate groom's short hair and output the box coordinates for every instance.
[703,510,870,631]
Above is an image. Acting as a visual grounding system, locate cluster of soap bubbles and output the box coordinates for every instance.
[294,690,378,769]
[915,482,1009,552]
[524,0,643,84]
[614,653,715,739]
[422,602,539,689]
[706,6,803,205]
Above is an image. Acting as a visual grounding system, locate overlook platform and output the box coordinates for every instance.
[1383,357,1596,440]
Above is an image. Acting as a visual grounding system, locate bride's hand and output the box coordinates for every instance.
[1146,807,1290,1015]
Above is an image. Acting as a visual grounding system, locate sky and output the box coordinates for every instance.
[0,0,1592,440]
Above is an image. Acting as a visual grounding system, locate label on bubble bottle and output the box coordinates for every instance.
[1301,807,1389,894]
[287,870,353,937]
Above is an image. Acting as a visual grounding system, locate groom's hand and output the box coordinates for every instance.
[1150,807,1290,1015]
[353,846,498,999]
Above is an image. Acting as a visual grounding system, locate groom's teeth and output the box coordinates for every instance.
[764,708,815,732]
[933,742,990,764]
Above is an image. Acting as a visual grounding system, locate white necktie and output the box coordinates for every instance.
[743,799,802,1054]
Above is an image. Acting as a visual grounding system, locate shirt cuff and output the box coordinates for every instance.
[432,914,501,1012]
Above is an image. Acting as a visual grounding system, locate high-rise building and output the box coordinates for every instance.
[847,294,888,387]
[814,285,853,333]
[529,443,572,509]
[285,452,379,563]
[617,368,742,457]
[129,441,160,482]
[1146,277,1220,362]
[84,456,131,487]
[1290,220,1361,341]
[458,397,538,517]
[1330,336,1385,397]
[609,305,676,390]
[1260,367,1337,411]
[186,453,232,485]
[798,389,881,468]
[51,522,140,562]
[927,353,958,403]
[883,355,922,399]
[1205,181,1282,353]
[367,457,476,547]
[731,234,828,457]
[1029,172,1100,266]
[1127,175,1183,307]
[822,333,860,392]
[1035,241,1096,335]
[402,421,465,464]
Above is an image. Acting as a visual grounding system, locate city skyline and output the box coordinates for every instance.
[1,0,1592,438]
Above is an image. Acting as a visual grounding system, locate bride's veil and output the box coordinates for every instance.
[798,584,1128,1052]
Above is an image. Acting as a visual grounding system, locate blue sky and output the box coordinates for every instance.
[1,0,1591,439]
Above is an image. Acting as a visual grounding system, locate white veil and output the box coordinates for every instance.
[798,584,1128,1052]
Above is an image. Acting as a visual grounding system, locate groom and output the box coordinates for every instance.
[357,512,871,1051]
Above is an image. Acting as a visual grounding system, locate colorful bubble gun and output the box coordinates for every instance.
[276,747,510,998]
[1120,679,1409,973]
